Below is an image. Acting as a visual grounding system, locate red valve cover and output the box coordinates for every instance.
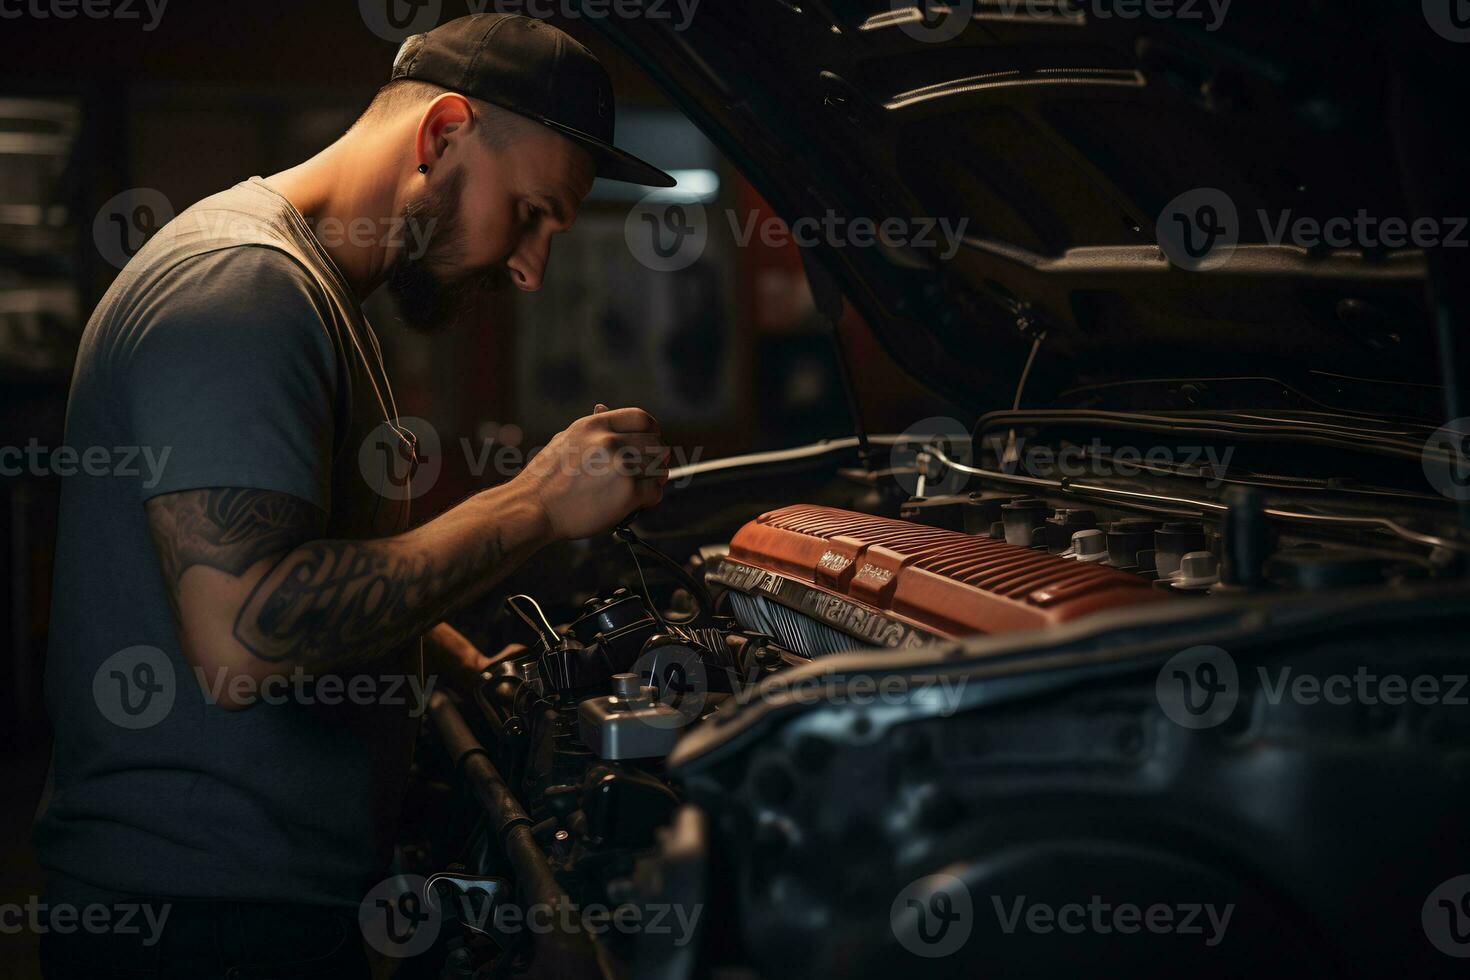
[725,505,1169,639]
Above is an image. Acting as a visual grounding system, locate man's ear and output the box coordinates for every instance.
[415,92,476,170]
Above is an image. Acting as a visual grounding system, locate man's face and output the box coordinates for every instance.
[388,120,596,333]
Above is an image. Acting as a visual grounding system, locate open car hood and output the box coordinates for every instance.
[587,1,1464,421]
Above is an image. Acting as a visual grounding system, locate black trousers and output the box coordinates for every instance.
[38,898,371,980]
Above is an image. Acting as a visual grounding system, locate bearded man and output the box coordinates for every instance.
[36,14,675,978]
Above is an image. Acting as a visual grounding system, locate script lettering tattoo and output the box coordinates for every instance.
[147,489,323,618]
[147,488,505,669]
[232,529,504,665]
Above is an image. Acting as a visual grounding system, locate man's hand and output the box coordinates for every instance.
[141,405,667,708]
[513,405,667,540]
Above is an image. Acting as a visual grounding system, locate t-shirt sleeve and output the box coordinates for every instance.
[125,246,339,510]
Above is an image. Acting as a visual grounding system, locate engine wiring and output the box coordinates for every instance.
[1002,333,1044,469]
[622,535,670,632]
[613,520,712,623]
[916,442,1469,555]
[506,594,558,650]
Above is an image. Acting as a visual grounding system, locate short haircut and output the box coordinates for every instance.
[349,79,542,150]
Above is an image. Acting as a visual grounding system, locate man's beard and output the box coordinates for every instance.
[386,167,511,334]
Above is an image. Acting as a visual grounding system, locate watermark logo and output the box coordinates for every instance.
[360,0,442,41]
[1258,210,1467,250]
[726,210,969,260]
[882,0,1229,40]
[460,423,702,488]
[362,0,703,40]
[0,0,169,31]
[304,213,441,259]
[741,672,970,718]
[1423,418,1470,501]
[93,645,176,730]
[626,194,709,272]
[426,891,704,945]
[1155,645,1238,730]
[891,873,973,957]
[891,0,975,43]
[0,439,170,487]
[195,667,438,716]
[1258,667,1468,709]
[1083,0,1230,30]
[359,415,442,501]
[891,417,974,496]
[979,432,1235,488]
[1424,0,1470,42]
[94,188,174,270]
[628,644,708,729]
[1157,649,1469,730]
[1424,875,1470,957]
[0,898,171,946]
[992,895,1233,945]
[171,207,441,259]
[625,198,971,272]
[489,0,701,30]
[887,417,1239,497]
[1160,187,1466,271]
[1156,188,1239,271]
[360,874,443,958]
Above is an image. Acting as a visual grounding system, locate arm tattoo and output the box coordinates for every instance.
[147,489,323,617]
[232,528,505,666]
[148,487,510,670]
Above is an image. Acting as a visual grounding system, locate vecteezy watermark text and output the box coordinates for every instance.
[1156,646,1468,731]
[991,895,1234,946]
[888,420,1237,495]
[886,0,1231,44]
[359,874,702,959]
[0,898,171,946]
[888,874,1233,959]
[94,188,444,270]
[194,667,439,717]
[486,0,700,30]
[0,0,167,31]
[625,197,971,272]
[449,895,702,945]
[460,432,702,484]
[93,645,441,730]
[359,416,703,502]
[739,672,969,718]
[359,0,701,43]
[0,440,170,487]
[1157,187,1467,271]
[982,433,1235,487]
[1258,210,1468,251]
[1257,666,1468,708]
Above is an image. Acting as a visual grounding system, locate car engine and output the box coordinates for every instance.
[395,426,1470,980]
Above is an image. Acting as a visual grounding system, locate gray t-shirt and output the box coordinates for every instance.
[37,177,420,908]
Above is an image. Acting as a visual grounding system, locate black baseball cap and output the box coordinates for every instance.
[390,13,676,188]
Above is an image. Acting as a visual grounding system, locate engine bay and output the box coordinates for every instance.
[395,420,1470,980]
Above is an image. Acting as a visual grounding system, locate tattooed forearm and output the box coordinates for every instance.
[146,485,541,674]
[147,489,324,617]
[233,528,505,668]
